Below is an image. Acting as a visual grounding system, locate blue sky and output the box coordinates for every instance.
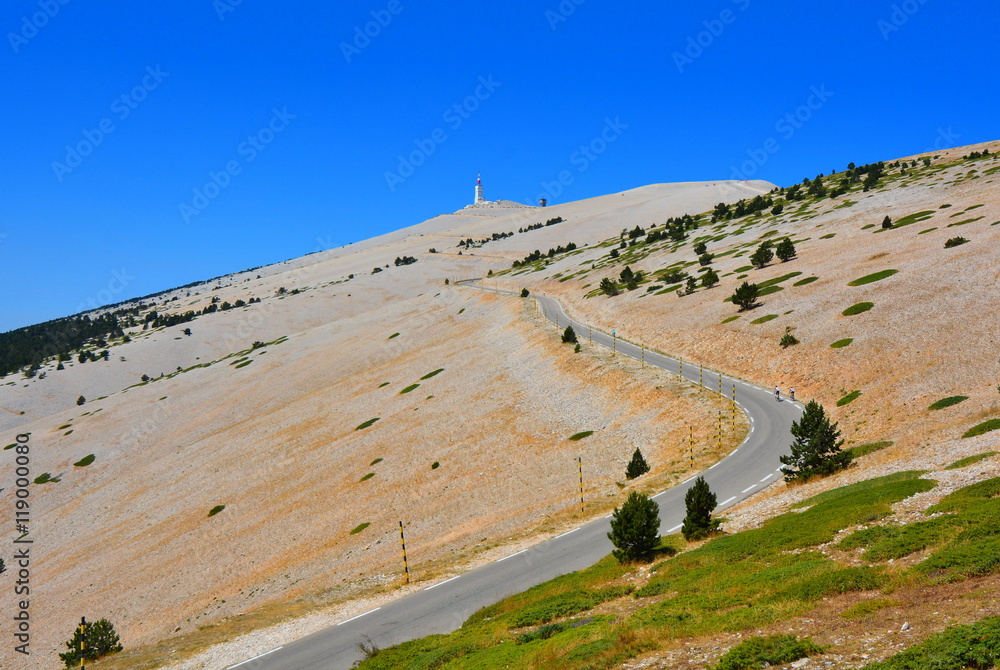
[1,0,996,331]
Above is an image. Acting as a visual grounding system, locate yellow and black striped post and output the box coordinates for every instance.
[589,326,592,343]
[689,426,694,466]
[577,457,585,512]
[718,373,723,393]
[641,346,645,366]
[613,334,616,356]
[718,412,723,449]
[679,358,683,378]
[399,521,410,585]
[699,364,703,387]
[78,617,88,670]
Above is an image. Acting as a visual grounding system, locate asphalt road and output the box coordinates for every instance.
[245,284,802,670]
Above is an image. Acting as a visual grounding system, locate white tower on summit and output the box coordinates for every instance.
[474,172,485,204]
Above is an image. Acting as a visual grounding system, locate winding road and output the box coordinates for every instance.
[245,284,802,670]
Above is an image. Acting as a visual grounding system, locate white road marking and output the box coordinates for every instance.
[227,648,283,669]
[683,476,695,484]
[496,549,528,563]
[776,467,784,473]
[337,607,382,625]
[742,485,756,493]
[667,524,682,533]
[423,576,460,592]
[554,528,580,539]
[720,496,736,506]
[709,462,719,469]
[760,473,775,482]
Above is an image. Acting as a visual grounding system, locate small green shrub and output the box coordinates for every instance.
[945,451,997,470]
[944,236,969,248]
[837,390,862,406]
[516,622,569,644]
[350,522,371,535]
[431,461,440,469]
[713,635,823,670]
[780,328,799,348]
[842,302,874,316]
[860,616,1000,670]
[400,384,420,394]
[388,332,400,339]
[73,454,96,467]
[520,288,530,297]
[34,473,59,484]
[569,431,594,441]
[830,338,854,348]
[962,418,1000,438]
[360,473,375,482]
[356,417,380,430]
[420,368,445,380]
[929,395,968,410]
[208,505,226,517]
[848,269,898,286]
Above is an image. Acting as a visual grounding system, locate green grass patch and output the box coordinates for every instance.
[751,314,779,325]
[569,431,594,441]
[234,360,253,369]
[355,417,380,431]
[400,384,420,394]
[756,285,784,298]
[4,443,16,450]
[830,338,854,348]
[431,461,440,469]
[369,458,383,466]
[845,441,893,459]
[962,418,1000,438]
[734,265,754,273]
[387,332,400,339]
[208,505,226,517]
[34,473,59,484]
[836,390,862,406]
[721,315,740,324]
[58,424,72,430]
[860,616,1000,669]
[891,210,936,228]
[945,451,997,470]
[918,227,938,234]
[73,454,96,467]
[842,302,874,316]
[819,233,836,239]
[350,522,371,535]
[378,382,390,388]
[840,598,898,620]
[458,308,465,314]
[359,473,375,482]
[929,395,969,410]
[420,368,445,380]
[758,272,802,289]
[947,216,985,227]
[793,276,819,287]
[848,269,898,286]
[64,430,73,436]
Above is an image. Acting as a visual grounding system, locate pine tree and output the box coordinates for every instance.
[626,447,650,480]
[520,288,529,297]
[600,278,620,296]
[701,268,720,289]
[775,237,796,262]
[76,395,86,406]
[681,476,720,541]
[731,282,761,311]
[750,242,774,268]
[59,618,123,667]
[882,215,893,229]
[779,400,852,482]
[562,325,578,344]
[607,491,660,563]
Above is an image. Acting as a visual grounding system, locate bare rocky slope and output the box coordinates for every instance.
[2,141,998,669]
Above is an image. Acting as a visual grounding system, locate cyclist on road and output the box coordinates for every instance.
[775,386,781,401]
[790,387,796,401]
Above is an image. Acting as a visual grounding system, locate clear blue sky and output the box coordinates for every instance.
[1,0,996,331]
